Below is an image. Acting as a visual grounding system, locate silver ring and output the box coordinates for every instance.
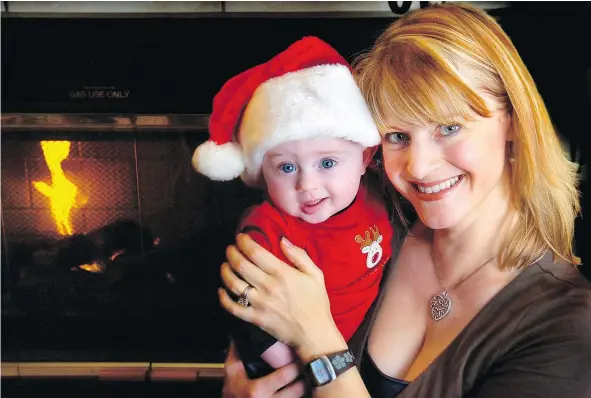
[237,285,253,307]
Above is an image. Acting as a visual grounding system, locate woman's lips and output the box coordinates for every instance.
[411,175,465,202]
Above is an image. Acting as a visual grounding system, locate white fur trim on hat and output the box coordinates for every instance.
[192,140,245,181]
[239,64,380,185]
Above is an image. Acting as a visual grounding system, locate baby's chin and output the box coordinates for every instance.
[280,206,333,224]
[296,207,343,224]
[298,214,331,224]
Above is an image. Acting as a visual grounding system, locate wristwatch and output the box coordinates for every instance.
[305,349,356,387]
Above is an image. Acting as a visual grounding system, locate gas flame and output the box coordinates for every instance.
[33,141,87,236]
[78,262,105,273]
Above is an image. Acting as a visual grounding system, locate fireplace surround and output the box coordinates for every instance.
[2,2,590,388]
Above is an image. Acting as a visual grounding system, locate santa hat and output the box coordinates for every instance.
[192,36,380,186]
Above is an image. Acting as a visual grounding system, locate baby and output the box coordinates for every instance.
[193,36,393,378]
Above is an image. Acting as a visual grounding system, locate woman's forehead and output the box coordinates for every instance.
[380,83,502,130]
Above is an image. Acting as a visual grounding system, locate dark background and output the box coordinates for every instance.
[2,2,590,396]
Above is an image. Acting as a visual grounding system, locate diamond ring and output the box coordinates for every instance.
[237,285,253,307]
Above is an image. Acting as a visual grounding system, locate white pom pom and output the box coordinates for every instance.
[192,141,245,181]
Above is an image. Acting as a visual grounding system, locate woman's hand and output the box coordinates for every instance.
[222,341,306,398]
[218,234,347,362]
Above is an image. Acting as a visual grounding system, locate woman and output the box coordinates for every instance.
[219,4,591,397]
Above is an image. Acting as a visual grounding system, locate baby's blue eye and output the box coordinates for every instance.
[321,159,336,169]
[440,125,461,136]
[279,163,296,173]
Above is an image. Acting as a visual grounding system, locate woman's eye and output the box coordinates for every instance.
[279,163,296,173]
[320,158,336,169]
[439,124,461,136]
[384,132,409,144]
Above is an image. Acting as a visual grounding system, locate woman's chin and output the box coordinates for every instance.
[416,210,464,231]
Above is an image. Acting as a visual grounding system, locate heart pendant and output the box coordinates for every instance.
[430,292,452,321]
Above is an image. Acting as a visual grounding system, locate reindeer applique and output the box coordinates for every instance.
[354,225,383,269]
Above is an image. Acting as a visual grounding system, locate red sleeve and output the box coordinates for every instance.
[238,203,291,264]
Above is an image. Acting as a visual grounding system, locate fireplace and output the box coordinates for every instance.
[1,113,264,366]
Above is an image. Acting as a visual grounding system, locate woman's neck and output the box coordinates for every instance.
[431,178,515,282]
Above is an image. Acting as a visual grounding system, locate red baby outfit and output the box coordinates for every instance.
[239,183,392,343]
[192,36,386,377]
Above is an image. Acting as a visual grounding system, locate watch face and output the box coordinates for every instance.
[309,356,336,386]
[310,360,331,385]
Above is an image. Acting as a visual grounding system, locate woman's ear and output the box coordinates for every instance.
[502,110,513,141]
[362,146,379,175]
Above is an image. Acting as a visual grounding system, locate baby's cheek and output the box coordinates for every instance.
[266,181,293,206]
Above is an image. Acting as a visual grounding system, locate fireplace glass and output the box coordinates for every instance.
[1,113,264,362]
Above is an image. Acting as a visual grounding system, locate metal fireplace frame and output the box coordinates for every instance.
[1,112,228,382]
[1,113,210,133]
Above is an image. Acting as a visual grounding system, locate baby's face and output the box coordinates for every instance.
[261,137,369,224]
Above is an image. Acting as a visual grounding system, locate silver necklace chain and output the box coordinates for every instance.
[429,251,546,321]
[429,252,495,321]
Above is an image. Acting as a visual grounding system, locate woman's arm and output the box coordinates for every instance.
[219,234,372,397]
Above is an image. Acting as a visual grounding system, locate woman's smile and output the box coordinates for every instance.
[411,175,465,202]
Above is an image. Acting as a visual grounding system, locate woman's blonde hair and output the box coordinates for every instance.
[354,4,581,269]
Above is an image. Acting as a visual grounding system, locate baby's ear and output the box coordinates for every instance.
[362,146,379,174]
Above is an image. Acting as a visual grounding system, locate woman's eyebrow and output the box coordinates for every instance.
[383,125,407,132]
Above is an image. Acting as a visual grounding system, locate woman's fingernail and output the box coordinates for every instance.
[281,237,293,248]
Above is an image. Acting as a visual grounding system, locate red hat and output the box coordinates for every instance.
[192,36,380,186]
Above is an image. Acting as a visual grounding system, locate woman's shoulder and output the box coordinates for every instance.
[413,255,591,397]
[507,254,591,343]
[478,257,591,395]
[519,253,591,311]
[534,254,591,290]
[531,255,590,309]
